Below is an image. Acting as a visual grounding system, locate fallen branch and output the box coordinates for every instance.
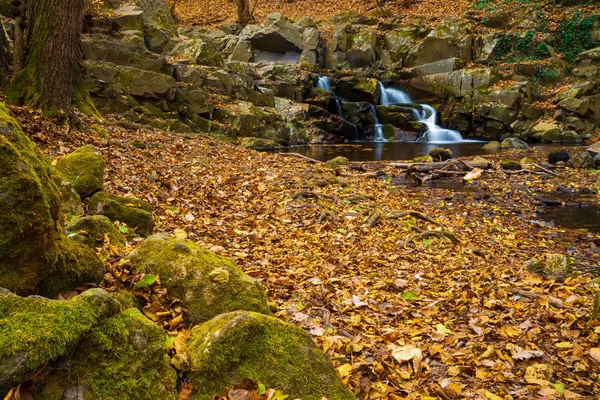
[366,209,382,228]
[339,170,385,178]
[508,287,571,310]
[391,160,490,172]
[345,195,376,203]
[279,152,322,164]
[317,210,338,224]
[532,163,559,176]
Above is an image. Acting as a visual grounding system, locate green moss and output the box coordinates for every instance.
[0,288,120,391]
[88,192,154,237]
[32,309,178,400]
[188,311,354,400]
[55,145,105,199]
[124,233,271,324]
[326,156,349,169]
[66,215,126,248]
[500,159,522,170]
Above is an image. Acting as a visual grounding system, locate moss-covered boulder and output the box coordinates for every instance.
[429,147,453,161]
[188,311,354,400]
[52,173,84,216]
[123,233,271,324]
[501,160,522,170]
[32,308,178,399]
[0,103,104,296]
[240,137,282,151]
[501,138,528,150]
[567,151,594,169]
[0,288,120,393]
[88,192,154,237]
[524,254,572,281]
[326,156,349,169]
[66,215,125,248]
[55,144,105,199]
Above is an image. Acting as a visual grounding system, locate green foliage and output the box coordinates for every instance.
[534,43,551,59]
[531,66,558,86]
[515,30,535,53]
[555,11,596,63]
[473,0,491,10]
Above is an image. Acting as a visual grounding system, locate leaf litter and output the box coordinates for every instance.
[10,105,600,398]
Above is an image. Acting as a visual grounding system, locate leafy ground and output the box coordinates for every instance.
[174,0,471,27]
[14,103,600,399]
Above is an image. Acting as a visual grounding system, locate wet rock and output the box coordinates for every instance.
[123,233,271,324]
[88,192,154,237]
[336,77,379,104]
[187,311,354,400]
[483,141,501,150]
[588,142,600,157]
[501,138,528,149]
[0,288,120,393]
[567,151,594,169]
[414,155,434,163]
[501,160,522,170]
[524,254,572,281]
[55,145,105,199]
[66,215,125,248]
[548,150,570,164]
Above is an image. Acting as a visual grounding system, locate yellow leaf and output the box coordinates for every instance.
[482,390,503,400]
[590,348,600,364]
[556,342,572,349]
[499,325,521,338]
[336,363,353,378]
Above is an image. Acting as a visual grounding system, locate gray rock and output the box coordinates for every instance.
[501,138,528,149]
[567,151,594,169]
[530,121,562,141]
[588,142,600,156]
[247,13,303,53]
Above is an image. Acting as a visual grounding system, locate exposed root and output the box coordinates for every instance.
[508,287,572,310]
[292,190,340,203]
[398,230,459,247]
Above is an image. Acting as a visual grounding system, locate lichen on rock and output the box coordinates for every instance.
[187,310,354,400]
[123,232,271,324]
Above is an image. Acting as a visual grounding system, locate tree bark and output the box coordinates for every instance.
[0,20,11,85]
[9,0,85,114]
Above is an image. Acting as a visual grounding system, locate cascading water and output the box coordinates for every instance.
[378,84,463,143]
[371,105,387,142]
[317,76,358,140]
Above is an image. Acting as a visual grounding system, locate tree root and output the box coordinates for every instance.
[398,230,459,247]
[345,195,376,204]
[292,191,340,203]
[387,210,445,228]
[279,152,322,164]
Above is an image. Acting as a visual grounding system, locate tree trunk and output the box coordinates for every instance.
[9,0,85,115]
[0,20,11,85]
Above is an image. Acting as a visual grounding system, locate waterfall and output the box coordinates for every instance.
[378,82,412,105]
[371,105,387,142]
[317,76,333,92]
[417,105,463,143]
[378,84,463,143]
[317,76,359,141]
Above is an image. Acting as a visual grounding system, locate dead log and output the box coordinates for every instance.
[508,287,571,310]
[391,160,490,173]
[279,152,322,164]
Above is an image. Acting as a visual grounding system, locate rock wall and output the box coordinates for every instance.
[80,5,600,143]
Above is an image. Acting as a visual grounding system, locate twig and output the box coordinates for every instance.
[279,152,322,164]
[532,163,559,176]
[508,287,571,310]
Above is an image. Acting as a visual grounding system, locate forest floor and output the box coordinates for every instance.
[15,104,600,399]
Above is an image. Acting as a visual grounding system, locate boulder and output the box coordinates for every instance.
[483,141,501,150]
[123,233,271,324]
[383,27,421,64]
[337,77,379,104]
[167,39,225,67]
[587,142,600,157]
[429,147,453,161]
[0,104,104,296]
[0,288,120,393]
[346,26,376,68]
[524,254,572,281]
[557,97,588,115]
[240,137,281,151]
[212,100,289,143]
[548,150,570,164]
[81,33,168,73]
[530,121,561,141]
[247,13,303,53]
[55,145,105,199]
[111,4,144,32]
[88,192,154,237]
[501,160,522,170]
[188,311,354,400]
[326,156,349,169]
[405,17,473,67]
[66,215,125,248]
[501,138,528,149]
[52,173,84,216]
[32,308,178,399]
[567,151,594,169]
[473,34,499,63]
